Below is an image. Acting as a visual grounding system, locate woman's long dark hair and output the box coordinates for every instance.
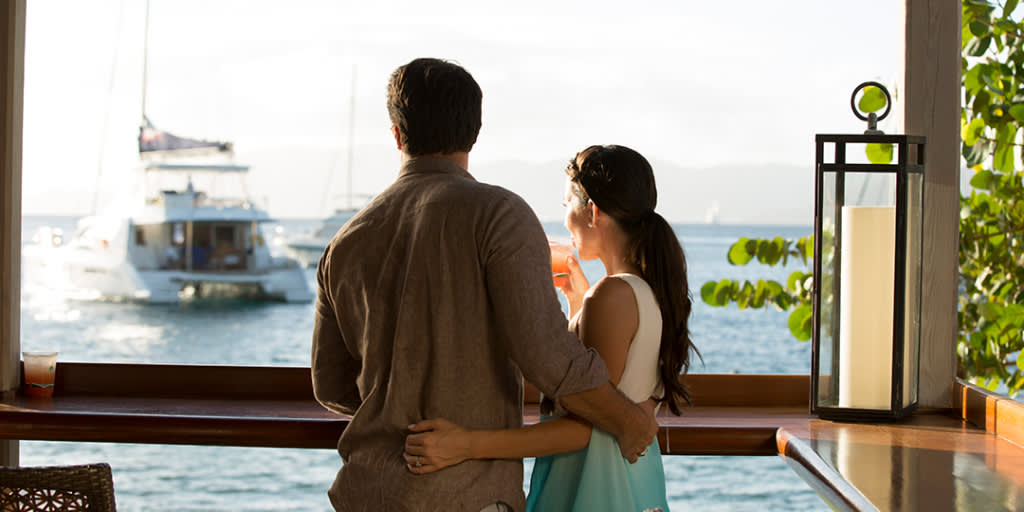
[567,145,700,415]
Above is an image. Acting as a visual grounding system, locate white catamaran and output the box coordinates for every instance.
[25,125,313,304]
[23,2,312,303]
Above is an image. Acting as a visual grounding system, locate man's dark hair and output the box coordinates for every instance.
[386,58,483,156]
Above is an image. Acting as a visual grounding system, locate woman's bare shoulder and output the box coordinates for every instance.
[585,275,637,307]
[580,277,638,338]
[578,276,640,383]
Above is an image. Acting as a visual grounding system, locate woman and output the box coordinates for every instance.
[404,145,699,512]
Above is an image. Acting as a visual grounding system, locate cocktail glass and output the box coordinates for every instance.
[23,350,58,398]
[548,237,574,288]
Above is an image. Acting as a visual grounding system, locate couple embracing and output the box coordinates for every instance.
[312,57,699,512]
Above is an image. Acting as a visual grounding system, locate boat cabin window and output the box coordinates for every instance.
[214,226,235,247]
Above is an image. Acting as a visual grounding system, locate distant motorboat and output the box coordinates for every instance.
[25,158,314,303]
[282,208,358,268]
[282,65,366,268]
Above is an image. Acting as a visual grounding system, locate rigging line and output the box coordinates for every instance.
[319,63,357,217]
[346,65,357,211]
[141,0,150,122]
[91,0,126,215]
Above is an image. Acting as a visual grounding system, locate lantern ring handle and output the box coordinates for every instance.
[850,81,891,122]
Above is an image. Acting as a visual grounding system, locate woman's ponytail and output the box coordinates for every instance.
[636,212,699,415]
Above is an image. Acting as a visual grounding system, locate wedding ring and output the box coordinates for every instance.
[640,448,648,456]
[415,456,422,468]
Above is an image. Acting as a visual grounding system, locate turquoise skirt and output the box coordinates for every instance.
[525,420,669,512]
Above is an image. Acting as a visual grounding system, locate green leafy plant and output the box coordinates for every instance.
[959,0,1024,395]
[703,0,1024,396]
[700,236,816,341]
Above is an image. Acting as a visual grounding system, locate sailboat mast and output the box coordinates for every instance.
[91,1,125,215]
[141,0,150,122]
[345,66,357,210]
[318,64,357,216]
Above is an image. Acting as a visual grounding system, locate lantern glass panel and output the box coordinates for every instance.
[817,169,898,411]
[901,171,924,408]
[816,170,837,407]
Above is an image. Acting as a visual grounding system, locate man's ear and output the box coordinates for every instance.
[391,125,402,151]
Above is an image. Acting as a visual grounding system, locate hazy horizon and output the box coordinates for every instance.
[21,0,903,224]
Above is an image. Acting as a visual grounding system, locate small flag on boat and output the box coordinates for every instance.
[138,116,233,155]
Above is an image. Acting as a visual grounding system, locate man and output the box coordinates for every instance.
[312,57,657,512]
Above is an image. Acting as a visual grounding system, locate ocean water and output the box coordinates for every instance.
[18,216,826,511]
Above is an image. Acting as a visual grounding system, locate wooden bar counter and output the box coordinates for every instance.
[2,363,1023,511]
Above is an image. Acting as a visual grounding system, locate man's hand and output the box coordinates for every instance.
[617,399,659,462]
[559,382,660,463]
[638,397,659,418]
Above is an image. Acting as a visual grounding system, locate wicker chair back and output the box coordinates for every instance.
[0,462,116,511]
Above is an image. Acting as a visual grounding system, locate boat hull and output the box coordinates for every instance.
[25,244,313,304]
[283,238,328,268]
[136,267,313,303]
[280,209,356,268]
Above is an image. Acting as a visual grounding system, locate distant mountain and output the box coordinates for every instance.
[474,158,813,226]
[234,144,812,226]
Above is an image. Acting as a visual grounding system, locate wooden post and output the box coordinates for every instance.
[0,0,25,466]
[902,0,961,408]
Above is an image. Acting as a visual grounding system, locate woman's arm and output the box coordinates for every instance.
[404,414,592,474]
[403,276,641,473]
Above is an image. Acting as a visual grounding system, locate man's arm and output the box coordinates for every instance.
[558,382,657,462]
[311,252,362,415]
[558,277,658,462]
[480,196,610,397]
[480,196,656,460]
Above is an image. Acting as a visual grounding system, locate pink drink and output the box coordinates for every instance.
[23,351,57,398]
[549,239,573,288]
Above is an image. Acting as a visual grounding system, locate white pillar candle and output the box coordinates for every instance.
[838,206,896,409]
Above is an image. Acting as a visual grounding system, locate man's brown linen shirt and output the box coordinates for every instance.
[312,157,610,512]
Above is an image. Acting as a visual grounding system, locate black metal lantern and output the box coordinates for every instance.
[811,82,925,421]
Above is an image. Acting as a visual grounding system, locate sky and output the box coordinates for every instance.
[20,0,904,224]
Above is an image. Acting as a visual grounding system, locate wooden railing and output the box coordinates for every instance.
[3,363,1023,511]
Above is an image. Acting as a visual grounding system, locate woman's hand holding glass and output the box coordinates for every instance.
[404,418,473,474]
[557,254,589,317]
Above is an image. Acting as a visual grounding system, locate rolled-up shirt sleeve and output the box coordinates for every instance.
[311,250,362,416]
[482,195,610,398]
